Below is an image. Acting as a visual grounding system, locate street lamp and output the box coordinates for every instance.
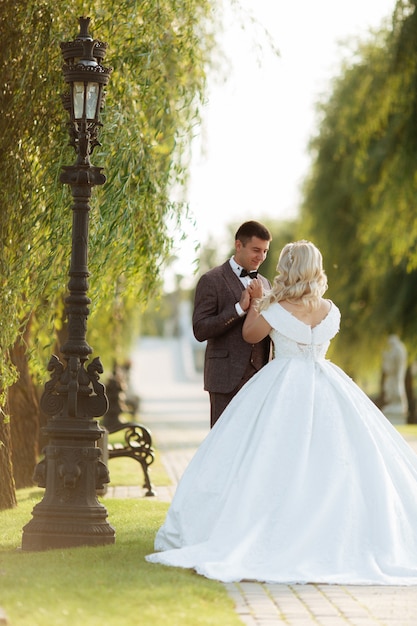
[22,17,115,550]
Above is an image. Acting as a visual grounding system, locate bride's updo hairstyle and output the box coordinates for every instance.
[257,240,328,312]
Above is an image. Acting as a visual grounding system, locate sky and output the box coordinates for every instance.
[168,0,396,286]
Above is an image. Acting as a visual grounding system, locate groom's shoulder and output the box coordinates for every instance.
[199,261,230,281]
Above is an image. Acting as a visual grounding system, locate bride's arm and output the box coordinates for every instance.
[243,279,271,343]
[242,304,271,343]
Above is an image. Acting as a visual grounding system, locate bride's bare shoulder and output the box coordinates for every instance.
[321,299,332,313]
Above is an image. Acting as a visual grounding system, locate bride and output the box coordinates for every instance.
[146,240,417,585]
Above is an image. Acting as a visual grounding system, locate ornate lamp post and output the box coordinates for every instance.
[22,17,115,550]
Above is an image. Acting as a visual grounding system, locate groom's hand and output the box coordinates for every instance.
[239,287,251,312]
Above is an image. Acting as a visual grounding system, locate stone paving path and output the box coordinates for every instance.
[107,336,417,626]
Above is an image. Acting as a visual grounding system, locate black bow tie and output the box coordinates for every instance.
[240,269,258,279]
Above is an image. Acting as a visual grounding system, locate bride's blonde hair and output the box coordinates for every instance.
[257,240,328,312]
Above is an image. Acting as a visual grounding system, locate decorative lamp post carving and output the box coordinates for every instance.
[22,17,115,550]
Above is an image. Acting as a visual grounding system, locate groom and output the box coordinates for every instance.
[192,220,272,427]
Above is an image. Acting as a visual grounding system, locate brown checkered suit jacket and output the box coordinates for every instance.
[192,260,271,394]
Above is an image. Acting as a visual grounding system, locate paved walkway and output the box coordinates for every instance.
[107,336,417,626]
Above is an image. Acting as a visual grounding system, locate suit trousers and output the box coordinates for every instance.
[209,361,257,428]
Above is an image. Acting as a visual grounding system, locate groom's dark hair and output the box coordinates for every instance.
[235,221,272,246]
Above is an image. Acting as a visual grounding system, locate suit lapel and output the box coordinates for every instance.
[221,261,244,301]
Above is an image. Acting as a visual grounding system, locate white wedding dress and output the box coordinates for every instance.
[146,302,417,584]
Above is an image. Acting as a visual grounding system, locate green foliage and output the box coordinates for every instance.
[86,0,218,303]
[301,0,417,379]
[0,0,218,402]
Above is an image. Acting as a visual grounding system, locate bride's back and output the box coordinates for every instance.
[278,298,331,329]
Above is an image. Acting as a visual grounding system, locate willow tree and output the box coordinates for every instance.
[301,0,417,381]
[0,0,219,508]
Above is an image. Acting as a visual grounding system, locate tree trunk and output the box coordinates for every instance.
[406,364,416,424]
[9,323,40,489]
[0,413,17,510]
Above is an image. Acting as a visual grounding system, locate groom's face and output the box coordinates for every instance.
[235,236,270,272]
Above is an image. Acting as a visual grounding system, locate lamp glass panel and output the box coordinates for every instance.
[73,82,85,119]
[86,82,99,119]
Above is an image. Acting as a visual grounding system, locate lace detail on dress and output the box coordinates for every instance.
[271,330,330,361]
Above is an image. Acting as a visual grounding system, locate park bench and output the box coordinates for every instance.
[99,366,156,497]
[102,421,156,497]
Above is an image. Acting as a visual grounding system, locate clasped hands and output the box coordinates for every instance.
[240,278,263,312]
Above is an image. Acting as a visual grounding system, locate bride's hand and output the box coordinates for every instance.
[248,278,263,300]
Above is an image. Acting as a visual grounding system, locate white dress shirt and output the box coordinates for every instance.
[229,257,253,317]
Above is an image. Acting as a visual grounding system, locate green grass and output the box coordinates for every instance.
[0,489,241,626]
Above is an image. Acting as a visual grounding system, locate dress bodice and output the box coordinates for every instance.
[261,301,341,361]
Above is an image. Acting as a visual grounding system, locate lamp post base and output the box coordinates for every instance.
[21,417,115,551]
[21,504,115,551]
